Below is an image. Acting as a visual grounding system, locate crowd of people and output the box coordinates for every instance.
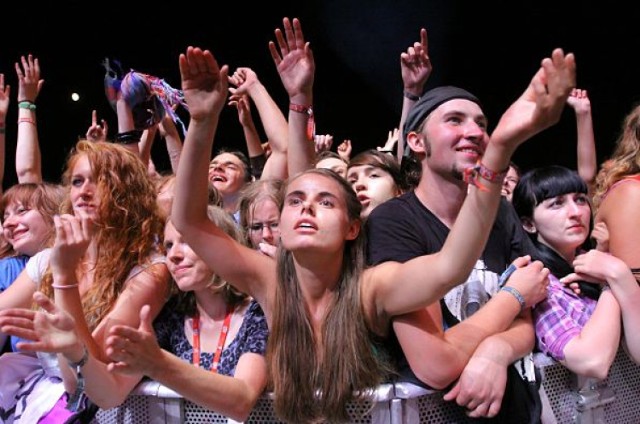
[0,16,638,424]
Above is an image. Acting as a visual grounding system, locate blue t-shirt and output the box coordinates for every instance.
[0,255,30,352]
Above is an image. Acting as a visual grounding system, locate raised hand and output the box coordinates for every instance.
[179,46,229,121]
[491,48,576,150]
[15,54,44,102]
[228,94,253,127]
[228,67,260,96]
[158,106,180,139]
[86,110,108,142]
[337,139,352,161]
[314,134,334,154]
[401,28,432,96]
[50,214,93,283]
[0,291,80,356]
[377,128,399,152]
[268,17,315,100]
[106,305,161,376]
[566,88,591,114]
[0,74,10,119]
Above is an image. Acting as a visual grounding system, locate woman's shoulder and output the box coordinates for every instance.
[601,174,640,203]
[125,249,168,282]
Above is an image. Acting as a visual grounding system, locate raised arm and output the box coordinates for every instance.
[0,74,9,194]
[269,18,315,177]
[137,125,158,171]
[172,47,275,307]
[228,93,264,174]
[157,110,183,174]
[398,28,432,164]
[567,88,597,189]
[15,54,44,183]
[85,110,109,143]
[229,67,289,180]
[371,48,576,316]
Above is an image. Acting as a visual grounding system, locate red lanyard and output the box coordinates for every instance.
[192,305,233,373]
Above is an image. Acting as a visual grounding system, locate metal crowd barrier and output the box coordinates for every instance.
[94,348,640,424]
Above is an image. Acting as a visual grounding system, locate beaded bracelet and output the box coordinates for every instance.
[18,101,37,110]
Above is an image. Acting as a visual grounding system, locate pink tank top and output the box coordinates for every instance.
[601,174,640,202]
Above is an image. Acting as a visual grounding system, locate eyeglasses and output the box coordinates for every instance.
[248,221,280,234]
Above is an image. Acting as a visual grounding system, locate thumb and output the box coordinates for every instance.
[139,305,153,333]
[33,291,56,313]
[511,255,531,268]
[443,381,460,401]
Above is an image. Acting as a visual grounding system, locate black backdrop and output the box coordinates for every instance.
[2,1,638,187]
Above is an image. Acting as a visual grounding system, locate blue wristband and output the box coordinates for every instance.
[500,286,525,313]
[498,264,517,288]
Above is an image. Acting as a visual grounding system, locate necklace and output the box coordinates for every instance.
[191,305,234,373]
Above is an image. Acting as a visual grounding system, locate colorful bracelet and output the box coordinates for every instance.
[18,101,36,110]
[463,161,509,192]
[289,103,313,116]
[500,286,525,313]
[289,103,315,141]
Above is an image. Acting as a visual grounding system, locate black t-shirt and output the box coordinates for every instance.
[366,191,535,383]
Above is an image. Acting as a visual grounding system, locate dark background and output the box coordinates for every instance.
[2,1,638,188]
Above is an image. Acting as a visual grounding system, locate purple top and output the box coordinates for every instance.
[533,274,597,360]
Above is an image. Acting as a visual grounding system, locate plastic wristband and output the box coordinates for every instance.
[51,283,80,289]
[500,286,525,313]
[403,90,420,101]
[498,264,517,288]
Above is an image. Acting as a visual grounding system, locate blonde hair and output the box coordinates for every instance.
[167,205,248,316]
[238,179,284,248]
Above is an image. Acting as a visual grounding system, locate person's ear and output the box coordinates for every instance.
[521,217,536,234]
[345,219,360,241]
[406,131,426,154]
